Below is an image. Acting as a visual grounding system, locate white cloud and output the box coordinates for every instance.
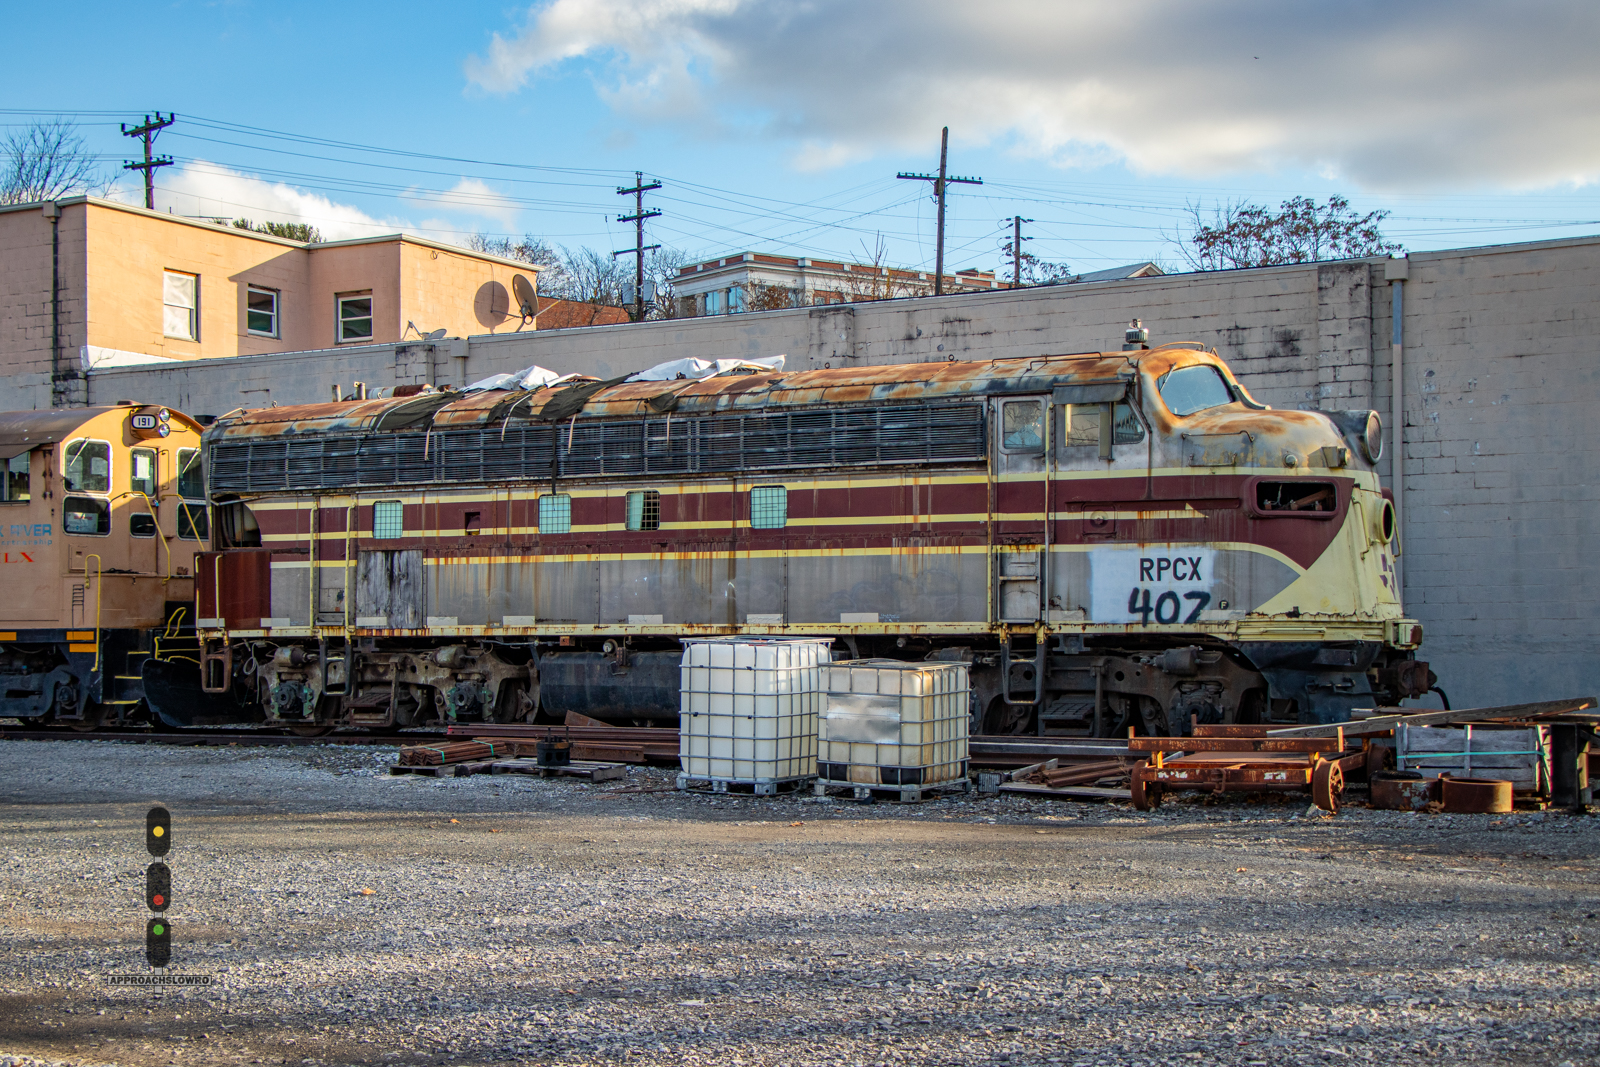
[148,161,404,241]
[404,178,522,228]
[464,0,1600,191]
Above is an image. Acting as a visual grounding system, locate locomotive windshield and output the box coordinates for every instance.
[1157,365,1234,416]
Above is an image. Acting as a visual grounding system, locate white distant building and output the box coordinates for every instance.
[672,252,1005,317]
[671,252,1164,316]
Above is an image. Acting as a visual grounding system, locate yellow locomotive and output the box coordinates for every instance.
[0,403,210,728]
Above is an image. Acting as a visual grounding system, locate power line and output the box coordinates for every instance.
[613,171,662,321]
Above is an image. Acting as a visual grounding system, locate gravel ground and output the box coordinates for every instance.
[1,738,1598,1067]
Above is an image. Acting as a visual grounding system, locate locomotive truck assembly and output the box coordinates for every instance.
[162,342,1428,736]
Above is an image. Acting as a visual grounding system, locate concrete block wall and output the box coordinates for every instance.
[26,233,1600,708]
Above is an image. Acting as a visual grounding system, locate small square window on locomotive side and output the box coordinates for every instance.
[372,500,404,539]
[177,501,209,541]
[130,513,157,538]
[538,494,572,534]
[625,489,660,531]
[63,496,110,536]
[750,485,787,530]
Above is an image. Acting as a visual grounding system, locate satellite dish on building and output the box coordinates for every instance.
[424,328,447,341]
[513,275,538,318]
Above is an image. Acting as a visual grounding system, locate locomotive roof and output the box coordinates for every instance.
[0,404,201,459]
[212,344,1228,438]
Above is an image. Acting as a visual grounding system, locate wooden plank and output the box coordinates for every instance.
[564,710,614,729]
[1004,758,1058,783]
[998,783,1132,801]
[1128,736,1347,753]
[1267,697,1596,738]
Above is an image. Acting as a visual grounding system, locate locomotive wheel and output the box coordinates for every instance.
[67,702,106,732]
[1130,770,1161,811]
[287,722,336,738]
[1312,759,1343,813]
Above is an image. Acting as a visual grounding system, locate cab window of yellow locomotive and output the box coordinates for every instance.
[1000,400,1045,453]
[130,448,157,498]
[1156,365,1234,417]
[538,494,571,534]
[0,453,28,502]
[177,501,209,541]
[176,448,204,500]
[63,439,110,493]
[63,496,110,535]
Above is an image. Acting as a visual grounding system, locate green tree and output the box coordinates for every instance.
[232,218,324,243]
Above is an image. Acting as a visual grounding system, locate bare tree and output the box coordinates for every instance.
[0,119,108,205]
[1178,195,1403,271]
[998,236,1071,286]
[644,245,690,319]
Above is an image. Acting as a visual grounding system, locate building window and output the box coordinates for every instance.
[337,293,374,342]
[372,500,404,539]
[750,485,787,530]
[163,271,199,341]
[2,453,29,502]
[130,513,157,538]
[625,490,660,531]
[538,494,571,534]
[131,448,157,498]
[64,496,111,536]
[247,286,279,337]
[728,286,747,314]
[706,290,724,315]
[63,439,110,493]
[176,448,205,500]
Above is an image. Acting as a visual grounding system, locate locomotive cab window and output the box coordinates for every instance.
[177,502,209,541]
[538,494,572,534]
[1061,402,1145,459]
[1157,365,1235,417]
[64,496,110,536]
[130,513,157,538]
[1000,400,1045,453]
[63,439,110,493]
[625,489,660,531]
[176,448,205,500]
[1,452,28,502]
[750,485,787,529]
[131,448,157,498]
[1257,480,1337,514]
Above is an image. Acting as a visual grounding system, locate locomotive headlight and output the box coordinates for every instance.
[1359,410,1383,463]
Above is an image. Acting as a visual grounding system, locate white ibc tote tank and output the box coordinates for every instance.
[677,638,828,792]
[818,659,970,790]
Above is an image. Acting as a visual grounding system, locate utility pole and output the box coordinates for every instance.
[1007,216,1034,288]
[121,113,176,210]
[898,127,981,296]
[613,171,662,322]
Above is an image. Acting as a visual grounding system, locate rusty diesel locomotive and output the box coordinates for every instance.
[186,345,1429,736]
[0,403,212,729]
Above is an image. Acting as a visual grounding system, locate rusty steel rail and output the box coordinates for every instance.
[0,727,423,747]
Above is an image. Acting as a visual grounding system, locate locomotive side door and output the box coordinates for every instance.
[314,494,354,626]
[993,396,1049,623]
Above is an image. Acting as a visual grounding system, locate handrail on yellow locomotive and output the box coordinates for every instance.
[152,605,200,666]
[83,553,102,673]
[106,489,176,581]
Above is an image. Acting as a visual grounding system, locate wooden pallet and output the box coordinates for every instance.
[675,774,813,796]
[812,778,972,803]
[389,759,497,778]
[488,758,627,781]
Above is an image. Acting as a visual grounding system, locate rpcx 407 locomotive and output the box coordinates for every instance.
[184,344,1429,736]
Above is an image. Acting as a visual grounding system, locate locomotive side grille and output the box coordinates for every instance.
[206,403,986,493]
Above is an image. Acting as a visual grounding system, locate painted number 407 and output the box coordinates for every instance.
[1127,587,1211,624]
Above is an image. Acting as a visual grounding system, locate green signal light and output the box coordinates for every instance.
[152,923,165,936]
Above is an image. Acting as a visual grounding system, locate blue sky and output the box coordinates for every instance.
[5,0,1599,275]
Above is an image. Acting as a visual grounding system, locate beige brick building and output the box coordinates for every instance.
[0,196,543,407]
